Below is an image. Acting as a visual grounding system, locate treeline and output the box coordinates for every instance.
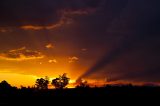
[0,74,159,104]
[35,73,70,89]
[0,73,90,90]
[0,73,160,90]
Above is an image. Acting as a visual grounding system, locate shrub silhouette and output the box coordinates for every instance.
[35,76,49,89]
[51,73,70,89]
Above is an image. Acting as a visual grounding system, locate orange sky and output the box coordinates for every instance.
[0,0,159,87]
[0,57,86,87]
[0,48,92,87]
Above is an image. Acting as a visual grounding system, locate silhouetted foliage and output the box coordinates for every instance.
[51,73,70,89]
[0,80,12,90]
[0,79,160,104]
[35,76,49,90]
[76,79,89,88]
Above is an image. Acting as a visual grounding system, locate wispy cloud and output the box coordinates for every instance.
[0,29,7,33]
[20,8,96,31]
[45,43,54,49]
[0,28,12,33]
[48,59,57,63]
[20,25,44,30]
[81,48,87,51]
[69,56,79,63]
[0,47,44,61]
[20,19,65,30]
[62,8,96,15]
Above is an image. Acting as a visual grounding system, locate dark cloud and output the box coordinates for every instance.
[0,0,102,27]
[0,47,44,61]
[77,0,160,82]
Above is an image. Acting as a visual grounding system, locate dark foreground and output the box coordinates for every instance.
[0,85,160,104]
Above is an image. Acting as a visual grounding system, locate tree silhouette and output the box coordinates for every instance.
[35,76,49,90]
[51,73,70,89]
[0,80,12,90]
[76,79,89,88]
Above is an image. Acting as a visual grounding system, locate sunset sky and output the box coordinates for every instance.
[0,0,159,87]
